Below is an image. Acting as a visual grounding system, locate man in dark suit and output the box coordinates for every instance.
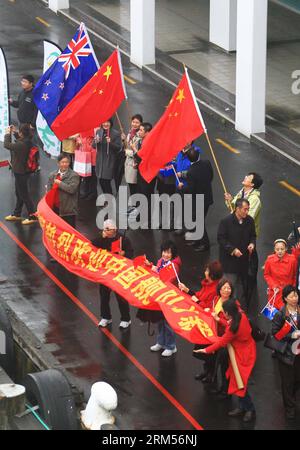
[177,147,214,252]
[217,198,256,308]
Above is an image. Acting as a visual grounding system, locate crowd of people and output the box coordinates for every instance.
[3,74,300,425]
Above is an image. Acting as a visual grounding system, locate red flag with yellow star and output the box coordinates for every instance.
[138,68,206,182]
[51,49,127,140]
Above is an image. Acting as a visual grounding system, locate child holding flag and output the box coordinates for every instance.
[149,240,181,357]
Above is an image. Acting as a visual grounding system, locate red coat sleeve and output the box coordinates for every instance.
[205,325,234,354]
[264,257,276,289]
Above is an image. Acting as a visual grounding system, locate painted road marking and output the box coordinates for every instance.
[124,75,137,85]
[0,221,203,431]
[279,180,300,197]
[216,138,240,154]
[36,17,51,28]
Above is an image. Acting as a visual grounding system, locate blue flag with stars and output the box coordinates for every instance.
[34,23,99,129]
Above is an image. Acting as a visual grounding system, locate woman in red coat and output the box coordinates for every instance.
[178,260,223,309]
[264,239,300,310]
[194,299,256,423]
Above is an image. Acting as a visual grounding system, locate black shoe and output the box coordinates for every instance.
[228,408,244,417]
[201,376,213,384]
[217,390,229,400]
[194,372,207,381]
[243,411,256,422]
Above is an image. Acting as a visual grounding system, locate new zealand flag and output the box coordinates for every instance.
[261,302,279,321]
[34,23,99,129]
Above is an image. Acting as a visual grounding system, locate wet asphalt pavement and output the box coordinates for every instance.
[0,0,300,430]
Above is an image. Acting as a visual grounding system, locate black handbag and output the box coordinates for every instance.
[263,333,288,354]
[192,344,210,361]
[249,319,266,342]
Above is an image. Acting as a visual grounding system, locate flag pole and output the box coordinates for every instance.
[184,64,233,213]
[171,262,181,284]
[171,164,180,184]
[125,99,133,129]
[115,111,125,135]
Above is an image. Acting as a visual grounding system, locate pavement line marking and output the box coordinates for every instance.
[0,220,203,431]
[279,180,300,197]
[36,17,51,28]
[124,75,137,85]
[216,138,240,154]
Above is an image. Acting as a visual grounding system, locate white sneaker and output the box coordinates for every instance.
[150,343,163,352]
[98,318,112,327]
[119,320,131,329]
[161,347,177,357]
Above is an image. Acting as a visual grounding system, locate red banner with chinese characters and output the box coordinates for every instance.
[37,193,217,345]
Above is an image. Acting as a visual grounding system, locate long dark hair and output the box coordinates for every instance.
[223,299,241,334]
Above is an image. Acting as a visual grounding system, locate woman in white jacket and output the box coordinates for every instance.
[123,114,143,198]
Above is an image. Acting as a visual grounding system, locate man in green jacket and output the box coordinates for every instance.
[224,173,263,303]
[224,172,263,237]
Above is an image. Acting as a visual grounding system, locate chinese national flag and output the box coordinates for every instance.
[138,69,206,182]
[274,321,292,341]
[51,49,127,140]
[111,238,121,254]
[159,263,177,283]
[133,255,146,269]
[0,160,9,168]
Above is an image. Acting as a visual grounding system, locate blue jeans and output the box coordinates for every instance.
[239,391,255,412]
[157,320,176,350]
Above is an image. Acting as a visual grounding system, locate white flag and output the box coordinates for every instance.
[36,41,62,158]
[0,47,9,142]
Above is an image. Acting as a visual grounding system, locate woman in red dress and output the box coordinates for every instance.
[194,299,256,423]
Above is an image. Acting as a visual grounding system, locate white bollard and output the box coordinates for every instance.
[80,382,118,430]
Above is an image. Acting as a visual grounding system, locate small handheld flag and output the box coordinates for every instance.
[111,238,121,254]
[274,321,292,341]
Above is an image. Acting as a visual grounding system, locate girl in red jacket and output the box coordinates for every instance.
[264,239,300,310]
[195,298,256,423]
[149,240,181,357]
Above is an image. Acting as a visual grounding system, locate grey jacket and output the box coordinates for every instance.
[47,168,80,216]
[93,128,122,180]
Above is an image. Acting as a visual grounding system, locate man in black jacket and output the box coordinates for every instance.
[217,198,256,307]
[4,124,38,225]
[177,147,213,251]
[9,75,37,127]
[92,219,133,329]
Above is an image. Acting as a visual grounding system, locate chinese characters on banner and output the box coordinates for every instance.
[37,193,217,346]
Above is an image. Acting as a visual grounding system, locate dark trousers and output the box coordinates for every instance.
[80,167,97,199]
[14,173,34,217]
[61,215,76,228]
[128,183,138,197]
[224,271,250,309]
[239,391,255,412]
[99,285,130,321]
[278,357,300,413]
[197,203,210,246]
[213,347,229,392]
[99,178,113,195]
